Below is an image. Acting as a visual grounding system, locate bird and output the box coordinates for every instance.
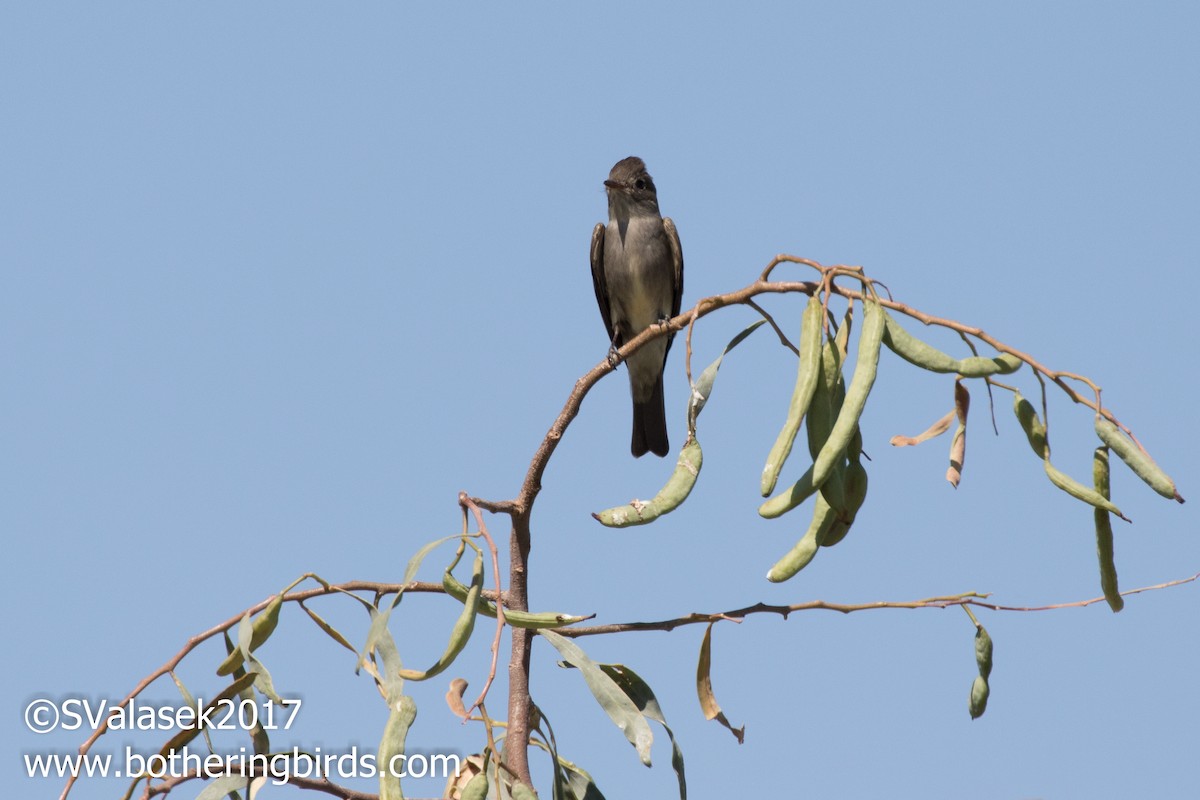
[590,156,684,457]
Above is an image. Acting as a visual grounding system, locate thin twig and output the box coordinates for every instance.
[745,298,800,356]
[553,573,1199,638]
[460,493,505,716]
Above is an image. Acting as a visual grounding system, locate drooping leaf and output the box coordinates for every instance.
[599,663,687,800]
[540,630,653,766]
[696,624,744,743]
[688,319,765,428]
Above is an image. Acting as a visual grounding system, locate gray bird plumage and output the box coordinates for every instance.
[590,156,684,457]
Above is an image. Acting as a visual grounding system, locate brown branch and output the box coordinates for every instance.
[552,573,1199,637]
[745,299,800,356]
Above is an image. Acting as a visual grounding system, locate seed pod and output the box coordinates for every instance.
[968,674,990,719]
[882,313,962,373]
[974,625,993,680]
[1043,461,1127,520]
[217,592,284,676]
[955,353,1023,377]
[762,294,824,496]
[823,453,867,547]
[398,552,483,681]
[1012,392,1127,520]
[766,493,834,582]
[1094,417,1183,503]
[594,437,703,527]
[458,771,489,800]
[883,312,1021,377]
[760,298,884,519]
[512,782,539,800]
[810,330,850,513]
[378,694,418,800]
[441,571,589,629]
[1092,446,1124,612]
[1012,392,1048,457]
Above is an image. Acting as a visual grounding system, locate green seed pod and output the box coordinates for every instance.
[968,674,989,720]
[762,294,824,496]
[378,694,418,800]
[458,771,489,800]
[974,625,993,679]
[1012,392,1048,458]
[398,552,483,681]
[882,313,962,373]
[441,572,589,629]
[766,493,834,582]
[217,593,284,676]
[823,453,867,547]
[594,437,703,527]
[1092,446,1124,613]
[954,353,1023,377]
[1012,392,1127,520]
[512,782,539,800]
[1044,461,1126,520]
[760,298,884,519]
[1094,416,1183,503]
[883,312,1021,377]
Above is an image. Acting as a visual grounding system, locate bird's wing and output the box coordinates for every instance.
[664,217,684,318]
[664,217,684,355]
[590,222,617,344]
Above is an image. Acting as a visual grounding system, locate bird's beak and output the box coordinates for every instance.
[603,179,625,191]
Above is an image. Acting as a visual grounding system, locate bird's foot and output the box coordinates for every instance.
[606,344,621,368]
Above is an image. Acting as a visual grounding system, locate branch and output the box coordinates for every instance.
[552,573,1199,637]
[61,577,478,800]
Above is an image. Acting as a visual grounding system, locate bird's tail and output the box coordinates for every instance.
[631,375,669,458]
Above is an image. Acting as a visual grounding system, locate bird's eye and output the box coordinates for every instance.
[635,179,646,190]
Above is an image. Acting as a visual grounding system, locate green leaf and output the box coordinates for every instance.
[688,320,765,427]
[540,630,653,766]
[402,535,461,586]
[155,673,256,762]
[599,663,686,800]
[170,672,215,754]
[362,605,405,703]
[299,601,359,655]
[193,775,256,800]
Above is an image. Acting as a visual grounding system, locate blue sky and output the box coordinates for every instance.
[6,4,1198,798]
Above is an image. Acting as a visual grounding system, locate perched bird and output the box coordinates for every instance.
[590,156,684,457]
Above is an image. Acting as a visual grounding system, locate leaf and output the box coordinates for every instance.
[946,380,969,488]
[170,672,215,754]
[402,535,461,586]
[540,630,654,766]
[299,601,359,656]
[362,606,405,703]
[445,677,470,720]
[528,738,606,800]
[193,775,255,800]
[889,409,954,447]
[216,593,284,676]
[156,673,256,761]
[244,653,285,707]
[599,663,687,800]
[688,320,765,428]
[696,624,744,743]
